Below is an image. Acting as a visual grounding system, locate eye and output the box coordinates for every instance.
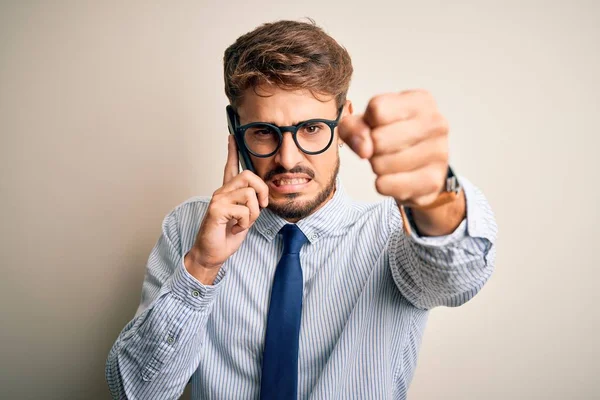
[302,124,321,134]
[247,125,277,136]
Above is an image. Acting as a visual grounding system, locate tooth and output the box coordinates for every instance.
[275,178,308,185]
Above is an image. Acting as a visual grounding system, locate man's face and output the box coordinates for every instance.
[236,86,351,222]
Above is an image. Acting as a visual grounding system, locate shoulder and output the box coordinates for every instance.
[349,196,400,221]
[344,196,402,237]
[163,195,212,228]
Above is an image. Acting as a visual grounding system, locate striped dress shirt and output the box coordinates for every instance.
[106,175,497,399]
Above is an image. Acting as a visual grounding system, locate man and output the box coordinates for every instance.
[106,20,497,399]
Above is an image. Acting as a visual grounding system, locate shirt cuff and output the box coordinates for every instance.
[169,256,225,311]
[460,175,494,241]
[405,211,468,247]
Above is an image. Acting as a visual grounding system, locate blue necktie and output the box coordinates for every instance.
[260,224,308,399]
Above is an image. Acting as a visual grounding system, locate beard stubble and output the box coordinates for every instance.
[265,156,340,221]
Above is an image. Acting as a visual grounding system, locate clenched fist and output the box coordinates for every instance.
[339,89,449,209]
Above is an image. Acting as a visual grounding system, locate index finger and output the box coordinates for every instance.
[223,135,240,185]
[220,170,269,209]
[338,114,373,159]
[363,90,431,127]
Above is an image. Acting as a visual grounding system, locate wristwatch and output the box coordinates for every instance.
[399,166,462,235]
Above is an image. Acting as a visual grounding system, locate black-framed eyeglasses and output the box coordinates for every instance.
[227,106,344,158]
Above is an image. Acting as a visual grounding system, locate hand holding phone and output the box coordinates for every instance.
[184,135,268,284]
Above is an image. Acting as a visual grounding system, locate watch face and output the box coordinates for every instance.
[446,176,458,193]
[445,167,461,193]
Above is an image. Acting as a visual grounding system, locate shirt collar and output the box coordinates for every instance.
[253,176,356,244]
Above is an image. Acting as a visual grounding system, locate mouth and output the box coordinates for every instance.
[269,175,312,194]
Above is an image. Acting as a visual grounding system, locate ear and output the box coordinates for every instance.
[344,99,354,116]
[336,100,354,148]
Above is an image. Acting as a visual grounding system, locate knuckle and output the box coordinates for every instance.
[211,191,223,204]
[375,176,390,195]
[238,170,252,180]
[241,209,251,220]
[436,142,449,162]
[370,128,384,150]
[249,201,259,213]
[431,113,449,134]
[367,96,386,121]
[436,151,449,165]
[429,136,448,162]
[438,114,449,133]
[246,195,259,210]
[374,176,385,193]
[241,169,254,178]
[370,157,385,175]
[412,89,434,104]
[243,187,255,198]
[207,202,222,218]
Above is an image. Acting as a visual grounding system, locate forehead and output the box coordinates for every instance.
[237,85,337,125]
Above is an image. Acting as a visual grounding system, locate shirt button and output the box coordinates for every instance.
[266,229,273,235]
[191,290,200,297]
[311,233,319,240]
[167,336,175,344]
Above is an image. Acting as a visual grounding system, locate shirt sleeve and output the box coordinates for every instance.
[388,175,498,310]
[105,203,225,399]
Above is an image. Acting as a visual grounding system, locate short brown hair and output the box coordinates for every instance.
[223,19,353,109]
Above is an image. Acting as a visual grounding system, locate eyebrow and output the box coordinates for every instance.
[242,108,339,126]
[263,120,302,126]
[257,114,335,126]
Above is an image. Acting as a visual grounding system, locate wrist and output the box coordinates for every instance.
[184,247,222,285]
[409,190,466,236]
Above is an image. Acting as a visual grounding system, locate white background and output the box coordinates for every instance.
[1,0,598,398]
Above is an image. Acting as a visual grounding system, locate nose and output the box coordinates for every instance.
[273,132,304,170]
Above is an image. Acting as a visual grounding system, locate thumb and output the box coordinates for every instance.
[338,114,373,159]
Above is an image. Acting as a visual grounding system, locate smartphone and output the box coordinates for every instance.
[226,105,256,173]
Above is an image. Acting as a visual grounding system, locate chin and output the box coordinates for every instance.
[263,157,340,221]
[267,186,333,221]
[267,200,315,221]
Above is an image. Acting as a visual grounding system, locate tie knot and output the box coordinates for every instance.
[279,224,308,254]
